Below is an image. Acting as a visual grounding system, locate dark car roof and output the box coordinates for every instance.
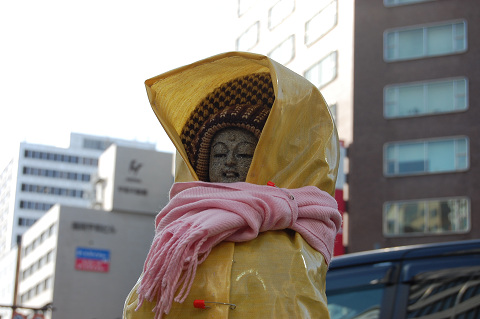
[329,239,480,270]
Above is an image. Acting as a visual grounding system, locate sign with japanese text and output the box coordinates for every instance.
[75,247,110,273]
[12,312,27,319]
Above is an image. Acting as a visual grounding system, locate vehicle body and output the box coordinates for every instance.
[326,239,480,319]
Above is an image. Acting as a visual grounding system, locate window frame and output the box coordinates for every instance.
[304,51,338,89]
[384,136,469,177]
[384,77,469,119]
[236,21,260,51]
[268,0,295,30]
[384,0,436,7]
[237,0,255,17]
[384,19,467,62]
[267,34,295,65]
[393,258,480,318]
[383,196,471,237]
[304,0,338,46]
[326,262,398,319]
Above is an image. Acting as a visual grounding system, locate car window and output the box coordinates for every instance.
[328,286,383,319]
[327,262,394,319]
[405,265,480,318]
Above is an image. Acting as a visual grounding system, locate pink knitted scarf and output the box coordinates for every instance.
[136,181,342,318]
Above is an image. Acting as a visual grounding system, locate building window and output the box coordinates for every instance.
[236,21,259,51]
[24,150,97,166]
[18,217,37,227]
[82,157,98,166]
[19,200,54,211]
[384,197,469,236]
[237,0,255,16]
[384,77,468,118]
[305,0,337,46]
[304,51,337,89]
[22,249,55,280]
[45,276,53,289]
[384,0,436,6]
[385,137,468,176]
[40,231,48,243]
[384,20,467,61]
[268,35,295,65]
[21,183,84,198]
[268,0,295,30]
[46,249,55,262]
[83,138,112,151]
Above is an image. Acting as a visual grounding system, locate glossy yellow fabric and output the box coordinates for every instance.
[124,52,338,318]
[125,232,330,318]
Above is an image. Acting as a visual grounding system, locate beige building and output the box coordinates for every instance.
[15,205,154,319]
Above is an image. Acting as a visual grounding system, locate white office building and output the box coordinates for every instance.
[0,133,157,258]
[0,144,174,319]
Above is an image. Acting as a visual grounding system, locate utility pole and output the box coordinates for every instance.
[13,236,22,310]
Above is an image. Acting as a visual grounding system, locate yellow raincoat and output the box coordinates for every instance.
[123,52,340,318]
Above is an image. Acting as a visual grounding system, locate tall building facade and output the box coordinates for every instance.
[0,133,157,257]
[349,0,479,252]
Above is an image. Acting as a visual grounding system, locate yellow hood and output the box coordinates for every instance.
[145,51,339,196]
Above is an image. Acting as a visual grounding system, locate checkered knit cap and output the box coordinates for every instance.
[180,72,274,181]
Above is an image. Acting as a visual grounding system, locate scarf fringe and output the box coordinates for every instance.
[136,223,209,318]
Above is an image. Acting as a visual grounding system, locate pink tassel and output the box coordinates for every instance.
[136,224,210,318]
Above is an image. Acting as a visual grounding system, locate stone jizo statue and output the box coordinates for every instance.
[124,53,341,319]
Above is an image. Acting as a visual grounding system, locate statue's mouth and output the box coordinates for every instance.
[224,171,239,179]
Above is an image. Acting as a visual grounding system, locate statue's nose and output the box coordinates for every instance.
[225,152,236,166]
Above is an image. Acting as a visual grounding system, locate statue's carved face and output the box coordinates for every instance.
[209,127,258,183]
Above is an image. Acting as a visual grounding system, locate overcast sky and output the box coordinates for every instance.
[0,0,237,169]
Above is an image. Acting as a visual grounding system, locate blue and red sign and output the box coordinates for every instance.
[12,312,27,319]
[75,247,110,273]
